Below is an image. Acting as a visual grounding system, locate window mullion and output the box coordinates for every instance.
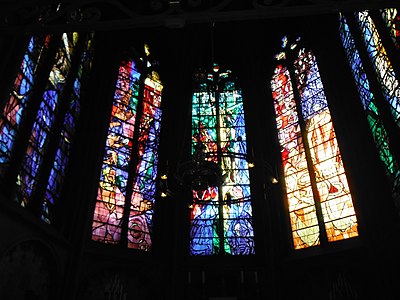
[28,34,87,219]
[3,35,61,203]
[213,80,226,255]
[345,12,400,165]
[285,55,329,246]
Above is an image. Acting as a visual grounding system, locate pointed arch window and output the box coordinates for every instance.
[189,65,255,256]
[355,10,400,123]
[270,37,358,250]
[0,32,94,224]
[339,12,400,206]
[91,45,163,251]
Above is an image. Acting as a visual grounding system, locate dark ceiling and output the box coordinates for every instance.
[0,0,398,33]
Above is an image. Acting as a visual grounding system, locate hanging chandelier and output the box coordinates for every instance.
[175,62,227,202]
[176,140,224,197]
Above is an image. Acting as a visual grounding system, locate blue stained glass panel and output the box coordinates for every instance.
[356,11,400,125]
[339,13,399,203]
[127,76,163,250]
[190,69,254,256]
[42,34,94,224]
[0,36,49,167]
[17,33,76,207]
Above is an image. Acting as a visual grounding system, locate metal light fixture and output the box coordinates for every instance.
[176,140,224,201]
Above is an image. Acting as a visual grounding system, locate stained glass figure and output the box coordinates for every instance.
[271,37,358,250]
[189,65,254,256]
[92,45,163,251]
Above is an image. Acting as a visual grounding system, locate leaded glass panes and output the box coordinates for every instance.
[340,10,400,209]
[0,36,50,174]
[92,59,141,245]
[41,34,95,224]
[380,8,400,49]
[339,14,398,181]
[271,39,358,250]
[356,11,400,126]
[17,33,79,208]
[0,32,94,224]
[127,74,163,250]
[190,67,254,256]
[92,46,163,251]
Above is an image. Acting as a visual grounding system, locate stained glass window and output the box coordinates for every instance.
[0,35,50,174]
[380,8,400,49]
[17,33,79,208]
[189,65,254,256]
[340,9,400,208]
[339,13,400,200]
[356,11,400,125]
[0,32,94,224]
[41,34,94,223]
[92,45,163,251]
[271,37,358,250]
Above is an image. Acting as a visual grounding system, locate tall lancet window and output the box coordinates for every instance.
[189,65,254,256]
[339,13,400,207]
[0,32,94,224]
[380,8,400,49]
[355,11,400,124]
[270,37,358,250]
[0,35,50,172]
[92,45,163,251]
